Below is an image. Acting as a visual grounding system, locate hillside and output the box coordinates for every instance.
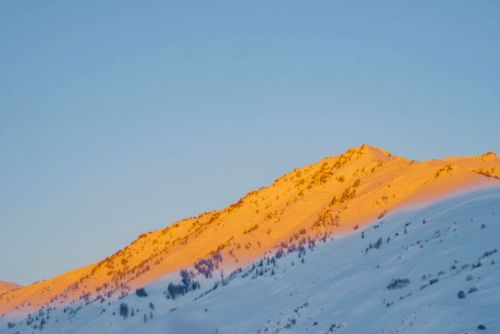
[1,186,499,333]
[1,145,499,317]
[0,283,20,295]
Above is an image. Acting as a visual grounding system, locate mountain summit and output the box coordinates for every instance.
[1,145,499,316]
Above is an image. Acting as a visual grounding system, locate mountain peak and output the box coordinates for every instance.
[326,144,396,168]
[480,151,497,159]
[352,144,394,158]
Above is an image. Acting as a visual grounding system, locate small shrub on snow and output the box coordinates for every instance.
[386,278,410,290]
[135,288,148,297]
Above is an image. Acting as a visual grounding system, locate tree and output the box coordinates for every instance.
[119,303,128,318]
[135,288,148,297]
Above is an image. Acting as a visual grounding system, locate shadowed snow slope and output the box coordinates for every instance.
[1,187,499,333]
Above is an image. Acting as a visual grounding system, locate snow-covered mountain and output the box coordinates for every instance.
[2,187,500,333]
[1,145,499,333]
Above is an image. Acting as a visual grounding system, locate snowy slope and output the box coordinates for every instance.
[0,283,20,294]
[2,145,499,316]
[2,186,499,334]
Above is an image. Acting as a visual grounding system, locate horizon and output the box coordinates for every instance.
[1,1,500,285]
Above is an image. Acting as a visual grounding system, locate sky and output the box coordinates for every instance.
[1,1,499,285]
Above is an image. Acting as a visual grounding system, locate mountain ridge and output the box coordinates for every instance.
[0,283,20,295]
[1,144,499,316]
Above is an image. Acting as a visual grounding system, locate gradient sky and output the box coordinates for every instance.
[1,1,499,285]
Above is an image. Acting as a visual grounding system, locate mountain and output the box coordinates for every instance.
[1,145,499,330]
[0,283,20,295]
[1,183,500,333]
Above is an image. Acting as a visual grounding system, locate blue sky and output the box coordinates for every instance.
[1,1,499,284]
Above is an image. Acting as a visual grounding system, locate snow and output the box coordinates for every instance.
[2,186,499,334]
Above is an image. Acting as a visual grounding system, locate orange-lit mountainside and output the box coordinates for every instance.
[1,145,499,315]
[0,283,20,296]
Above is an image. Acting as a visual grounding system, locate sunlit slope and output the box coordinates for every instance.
[1,145,499,315]
[0,283,20,295]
